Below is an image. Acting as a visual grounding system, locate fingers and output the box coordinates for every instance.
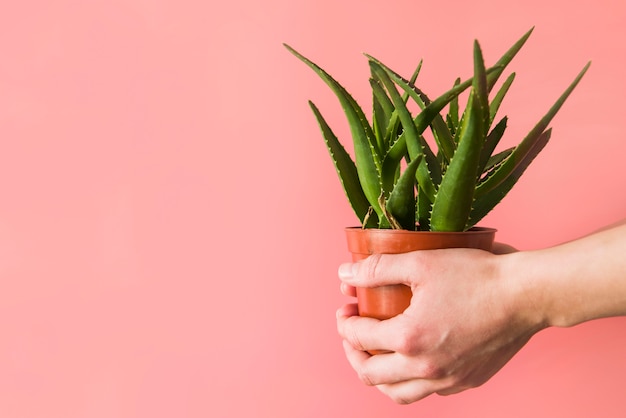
[377,378,453,404]
[336,302,359,319]
[337,304,413,353]
[341,340,453,404]
[341,340,447,384]
[338,252,420,288]
[336,305,388,352]
[340,282,357,297]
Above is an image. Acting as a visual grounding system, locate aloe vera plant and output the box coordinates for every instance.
[285,29,589,231]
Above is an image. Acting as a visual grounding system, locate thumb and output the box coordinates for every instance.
[338,252,418,288]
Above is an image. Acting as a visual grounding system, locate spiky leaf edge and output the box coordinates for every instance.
[385,155,423,230]
[309,101,378,227]
[476,61,591,198]
[468,129,551,228]
[284,44,383,217]
[430,40,489,231]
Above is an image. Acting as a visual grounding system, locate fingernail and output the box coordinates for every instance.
[340,282,351,297]
[338,263,356,280]
[336,305,350,319]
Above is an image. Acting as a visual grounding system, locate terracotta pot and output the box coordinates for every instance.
[345,227,497,321]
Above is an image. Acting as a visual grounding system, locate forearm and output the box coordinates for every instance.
[505,221,626,328]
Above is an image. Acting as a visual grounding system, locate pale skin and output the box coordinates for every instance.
[336,220,626,404]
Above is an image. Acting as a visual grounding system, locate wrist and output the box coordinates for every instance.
[501,235,626,329]
[498,250,552,331]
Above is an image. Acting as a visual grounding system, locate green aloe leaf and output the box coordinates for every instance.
[478,116,508,174]
[482,146,514,173]
[430,41,489,232]
[417,187,432,231]
[384,61,423,146]
[489,73,515,125]
[380,143,404,199]
[370,77,394,154]
[367,54,504,163]
[369,61,440,202]
[385,155,423,230]
[469,129,551,228]
[487,28,534,92]
[367,57,497,204]
[367,54,467,162]
[476,61,591,198]
[381,131,440,204]
[447,77,461,137]
[309,101,378,227]
[284,44,383,216]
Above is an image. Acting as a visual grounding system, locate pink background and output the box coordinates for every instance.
[1,0,625,417]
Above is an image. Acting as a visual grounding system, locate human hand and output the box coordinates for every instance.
[338,242,516,298]
[336,247,544,404]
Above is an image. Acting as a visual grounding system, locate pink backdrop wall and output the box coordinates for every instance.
[1,0,625,417]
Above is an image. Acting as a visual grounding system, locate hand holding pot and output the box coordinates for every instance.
[336,247,541,404]
[337,221,626,404]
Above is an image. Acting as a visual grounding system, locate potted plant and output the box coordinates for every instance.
[284,29,590,321]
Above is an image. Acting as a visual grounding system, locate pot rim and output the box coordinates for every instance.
[345,226,497,235]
